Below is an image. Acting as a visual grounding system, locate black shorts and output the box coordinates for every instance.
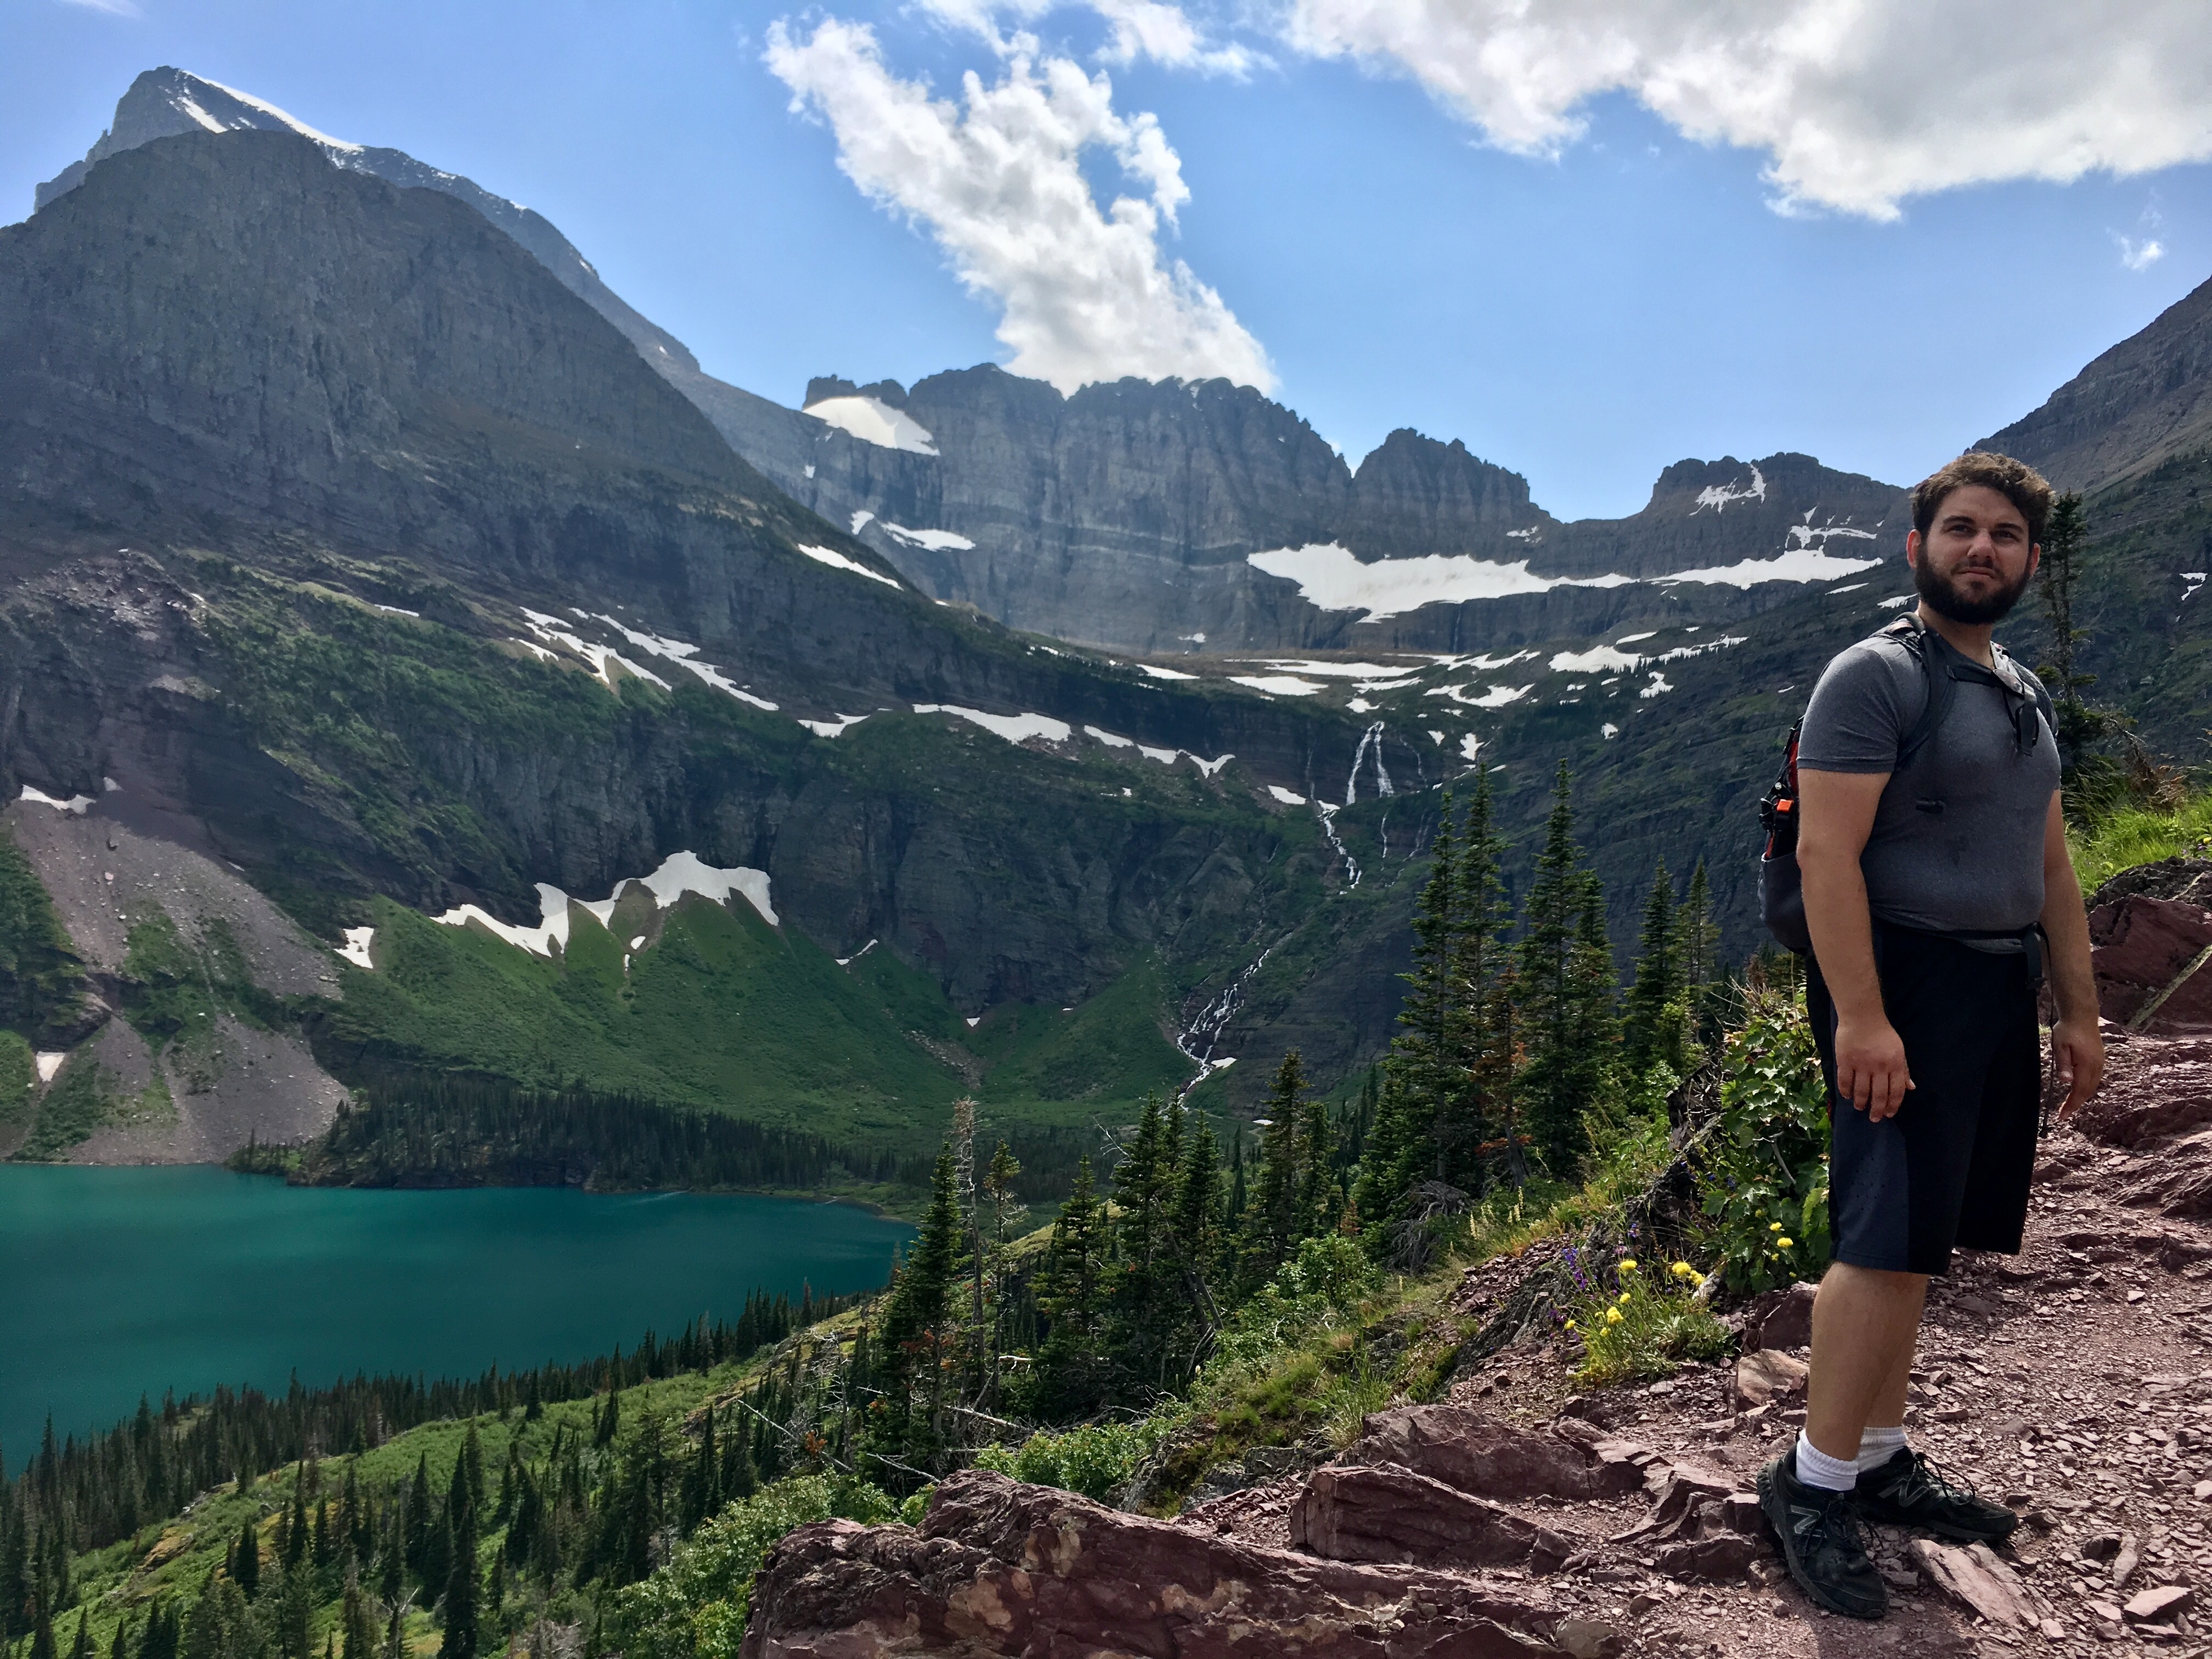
[1807,927,2041,1276]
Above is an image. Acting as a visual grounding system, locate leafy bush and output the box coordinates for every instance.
[970,1419,1159,1502]
[1697,989,1831,1294]
[611,1474,896,1659]
[1563,1254,1731,1386]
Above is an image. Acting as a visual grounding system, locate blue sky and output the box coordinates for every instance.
[4,0,2209,520]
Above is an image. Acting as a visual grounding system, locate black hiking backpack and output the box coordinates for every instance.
[1758,614,2055,953]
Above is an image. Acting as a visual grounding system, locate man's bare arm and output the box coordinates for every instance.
[1797,768,1914,1120]
[2039,791,2104,1118]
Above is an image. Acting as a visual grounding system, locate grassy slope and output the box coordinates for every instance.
[320,891,1196,1152]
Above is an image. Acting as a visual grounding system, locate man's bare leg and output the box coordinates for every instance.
[1805,1263,1927,1462]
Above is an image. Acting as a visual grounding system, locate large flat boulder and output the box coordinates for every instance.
[1290,1463,1582,1572]
[741,1469,1588,1658]
[2089,895,2212,1034]
[1339,1406,1646,1501]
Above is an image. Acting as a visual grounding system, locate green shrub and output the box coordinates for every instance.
[1697,989,1831,1294]
[610,1474,895,1659]
[970,1419,1159,1502]
[1564,1255,1733,1387]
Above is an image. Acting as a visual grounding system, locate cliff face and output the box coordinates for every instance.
[699,365,1906,654]
[0,126,1443,1161]
[1980,272,2212,494]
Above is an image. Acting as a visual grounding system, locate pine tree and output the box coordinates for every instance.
[873,1150,963,1462]
[1165,1113,1224,1374]
[1358,770,1511,1252]
[31,1602,55,1659]
[402,1456,431,1583]
[67,1612,90,1659]
[1515,763,1615,1178]
[339,1577,370,1659]
[1622,863,1679,1075]
[1028,1156,1111,1420]
[441,1505,477,1659]
[980,1141,1024,1396]
[1675,859,1723,1052]
[1240,1052,1315,1287]
[2037,490,2106,762]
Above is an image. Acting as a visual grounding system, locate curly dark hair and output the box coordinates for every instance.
[1911,451,2056,546]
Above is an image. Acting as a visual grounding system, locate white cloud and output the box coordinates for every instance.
[770,19,1274,393]
[2118,234,2167,272]
[57,0,142,15]
[1283,0,2212,220]
[1090,0,1256,74]
[918,0,1254,74]
[766,18,1273,393]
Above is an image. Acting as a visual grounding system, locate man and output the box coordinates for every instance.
[1757,452,2105,1619]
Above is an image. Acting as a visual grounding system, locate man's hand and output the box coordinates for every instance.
[2050,1015,2105,1120]
[1835,1014,1914,1119]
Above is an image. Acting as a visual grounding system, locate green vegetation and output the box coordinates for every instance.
[0,825,83,1043]
[319,890,1199,1156]
[11,1053,173,1163]
[608,1476,897,1659]
[0,1031,32,1138]
[1696,986,1832,1295]
[1562,1256,1730,1388]
[2069,785,2212,895]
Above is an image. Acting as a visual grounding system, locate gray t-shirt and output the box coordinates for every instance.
[1797,626,2059,938]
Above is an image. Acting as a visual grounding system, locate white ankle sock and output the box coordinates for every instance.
[1793,1430,1859,1492]
[1857,1426,1908,1471]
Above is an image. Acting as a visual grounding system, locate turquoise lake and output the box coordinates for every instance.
[0,1165,913,1459]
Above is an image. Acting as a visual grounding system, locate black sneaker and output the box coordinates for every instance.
[1852,1447,2018,1544]
[1757,1453,1888,1620]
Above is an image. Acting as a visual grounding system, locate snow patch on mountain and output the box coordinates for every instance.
[1549,645,1643,675]
[518,610,670,691]
[799,713,872,738]
[804,395,940,455]
[17,786,93,815]
[882,524,975,551]
[428,853,778,961]
[1468,684,1532,709]
[337,927,375,970]
[798,544,902,590]
[586,613,778,709]
[915,705,1073,745]
[1657,548,1882,588]
[1229,675,1324,696]
[1248,543,1633,618]
[1692,465,1767,512]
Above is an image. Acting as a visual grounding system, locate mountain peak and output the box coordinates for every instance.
[36,67,358,212]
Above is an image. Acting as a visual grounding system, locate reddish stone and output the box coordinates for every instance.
[741,1470,1586,1659]
[1340,1406,1647,1500]
[1290,1462,1583,1573]
[2089,896,2212,1032]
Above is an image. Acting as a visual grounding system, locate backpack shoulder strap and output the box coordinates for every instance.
[1880,615,1953,770]
[1991,641,2059,735]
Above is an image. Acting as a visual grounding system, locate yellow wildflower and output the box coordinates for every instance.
[1778,1238,1795,1249]
[1618,1290,1633,1304]
[1565,1319,1578,1331]
[1605,1307,1624,1325]
[1769,1221,1785,1232]
[1618,1259,1638,1272]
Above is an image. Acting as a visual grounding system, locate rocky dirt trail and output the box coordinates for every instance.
[743,1020,2212,1658]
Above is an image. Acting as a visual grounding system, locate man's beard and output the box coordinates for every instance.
[1915,555,2031,624]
